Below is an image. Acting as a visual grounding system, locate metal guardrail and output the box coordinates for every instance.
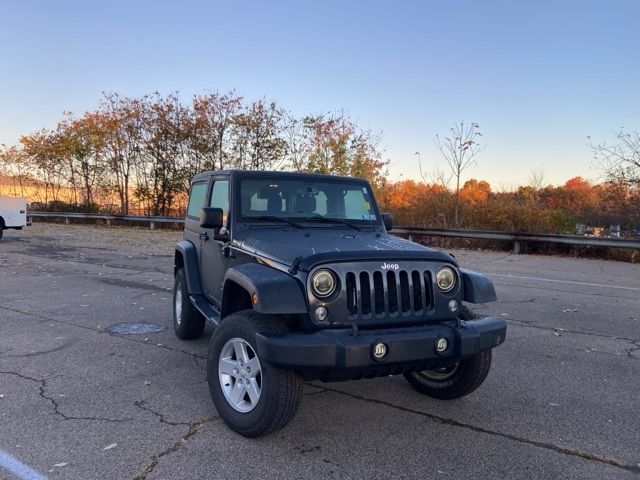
[27,212,640,250]
[28,211,184,229]
[392,226,640,251]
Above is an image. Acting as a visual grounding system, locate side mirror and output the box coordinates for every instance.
[381,213,393,231]
[200,207,224,230]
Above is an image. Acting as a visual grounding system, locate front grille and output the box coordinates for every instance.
[345,268,434,319]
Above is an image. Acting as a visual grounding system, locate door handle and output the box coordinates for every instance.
[199,232,209,241]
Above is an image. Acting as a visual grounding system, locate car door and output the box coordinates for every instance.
[200,177,230,305]
[184,181,209,251]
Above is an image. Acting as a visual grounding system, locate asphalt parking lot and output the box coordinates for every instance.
[1,223,639,480]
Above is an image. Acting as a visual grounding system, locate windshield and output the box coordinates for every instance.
[239,177,379,224]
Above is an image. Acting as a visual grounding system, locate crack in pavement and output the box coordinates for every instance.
[10,250,169,275]
[0,304,207,362]
[625,340,640,360]
[8,247,174,279]
[133,415,218,480]
[498,297,538,305]
[492,280,639,301]
[506,318,640,344]
[130,290,172,301]
[190,354,207,371]
[133,400,190,427]
[502,319,640,362]
[0,339,76,359]
[99,277,171,293]
[302,388,329,397]
[0,370,131,423]
[317,385,640,475]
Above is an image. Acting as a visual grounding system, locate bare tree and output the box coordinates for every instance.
[589,129,640,186]
[434,121,484,226]
[416,151,452,188]
[527,164,547,197]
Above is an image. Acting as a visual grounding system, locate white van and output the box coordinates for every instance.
[0,196,28,240]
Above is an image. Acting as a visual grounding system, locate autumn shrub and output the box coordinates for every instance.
[376,176,639,234]
[30,200,103,214]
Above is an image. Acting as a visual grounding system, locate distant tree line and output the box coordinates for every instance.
[377,175,640,233]
[384,125,640,233]
[1,93,638,233]
[0,91,387,215]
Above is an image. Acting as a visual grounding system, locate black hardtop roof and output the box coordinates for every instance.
[190,169,371,185]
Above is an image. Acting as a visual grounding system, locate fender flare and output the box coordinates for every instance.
[175,240,202,295]
[223,263,308,315]
[460,269,497,303]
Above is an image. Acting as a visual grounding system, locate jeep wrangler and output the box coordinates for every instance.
[173,170,506,437]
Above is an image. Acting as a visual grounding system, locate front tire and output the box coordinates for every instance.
[173,268,205,339]
[403,305,493,399]
[207,310,302,437]
[404,350,492,399]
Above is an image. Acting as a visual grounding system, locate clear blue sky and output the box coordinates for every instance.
[1,0,638,187]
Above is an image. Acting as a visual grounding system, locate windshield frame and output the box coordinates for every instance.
[232,173,383,229]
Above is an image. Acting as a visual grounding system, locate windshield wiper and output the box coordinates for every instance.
[244,215,304,229]
[303,217,361,231]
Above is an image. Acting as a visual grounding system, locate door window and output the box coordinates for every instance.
[187,182,207,218]
[209,180,229,224]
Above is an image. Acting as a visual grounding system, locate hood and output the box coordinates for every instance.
[232,227,456,271]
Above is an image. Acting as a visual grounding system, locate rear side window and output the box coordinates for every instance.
[187,182,207,218]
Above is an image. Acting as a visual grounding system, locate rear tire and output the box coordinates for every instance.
[207,310,303,437]
[0,228,3,241]
[173,268,205,340]
[403,305,493,399]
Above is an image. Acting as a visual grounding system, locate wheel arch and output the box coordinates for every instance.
[460,268,497,303]
[175,240,202,295]
[223,263,308,316]
[220,280,253,319]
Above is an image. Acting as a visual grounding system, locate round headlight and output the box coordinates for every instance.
[436,267,456,292]
[311,269,337,298]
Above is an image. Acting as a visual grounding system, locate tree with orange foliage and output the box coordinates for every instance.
[460,179,491,203]
[301,113,387,188]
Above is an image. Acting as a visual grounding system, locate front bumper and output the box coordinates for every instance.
[256,317,506,381]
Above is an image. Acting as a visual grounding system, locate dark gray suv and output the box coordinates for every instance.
[173,170,506,437]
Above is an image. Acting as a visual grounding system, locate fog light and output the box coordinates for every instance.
[436,338,448,352]
[314,306,328,323]
[372,342,387,359]
[448,300,458,312]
